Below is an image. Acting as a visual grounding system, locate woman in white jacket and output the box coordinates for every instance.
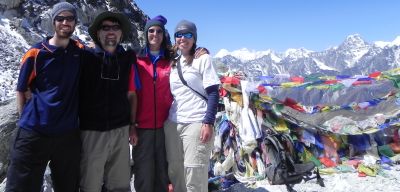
[164,20,220,192]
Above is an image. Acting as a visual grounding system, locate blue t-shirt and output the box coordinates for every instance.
[16,38,83,136]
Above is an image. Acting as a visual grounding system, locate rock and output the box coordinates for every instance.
[0,98,18,182]
[0,0,23,9]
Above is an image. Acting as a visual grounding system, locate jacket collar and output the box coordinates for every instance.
[93,44,125,56]
[42,37,76,53]
[138,46,165,58]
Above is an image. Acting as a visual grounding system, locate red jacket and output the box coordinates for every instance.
[135,51,172,129]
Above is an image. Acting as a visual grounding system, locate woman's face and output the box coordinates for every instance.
[175,32,194,55]
[147,26,164,50]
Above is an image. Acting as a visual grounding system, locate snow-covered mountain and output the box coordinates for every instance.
[0,0,148,102]
[214,48,280,63]
[215,34,400,77]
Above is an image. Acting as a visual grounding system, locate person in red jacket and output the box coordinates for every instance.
[130,15,173,192]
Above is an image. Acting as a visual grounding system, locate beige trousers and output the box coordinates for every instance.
[80,125,131,192]
[164,120,213,192]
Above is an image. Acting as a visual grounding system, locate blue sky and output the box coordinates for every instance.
[134,0,400,55]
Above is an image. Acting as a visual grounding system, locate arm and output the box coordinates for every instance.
[16,49,38,116]
[16,91,26,116]
[200,84,219,143]
[16,89,33,116]
[127,58,140,146]
[128,91,138,146]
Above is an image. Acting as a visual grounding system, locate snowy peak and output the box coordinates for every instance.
[214,49,230,58]
[284,48,313,60]
[374,36,400,48]
[339,34,369,50]
[337,34,370,67]
[214,48,277,62]
[393,36,400,46]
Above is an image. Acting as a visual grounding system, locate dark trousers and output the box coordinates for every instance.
[133,128,169,192]
[6,128,81,192]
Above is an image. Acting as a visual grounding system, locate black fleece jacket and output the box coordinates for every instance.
[79,45,136,131]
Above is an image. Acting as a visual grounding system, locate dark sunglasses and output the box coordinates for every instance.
[175,32,193,39]
[100,25,121,31]
[148,28,163,34]
[54,16,75,22]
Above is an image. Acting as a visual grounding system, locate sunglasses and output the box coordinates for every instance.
[100,25,121,31]
[175,32,193,39]
[148,28,163,34]
[54,16,75,22]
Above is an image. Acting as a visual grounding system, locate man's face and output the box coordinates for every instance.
[53,11,76,39]
[97,20,122,48]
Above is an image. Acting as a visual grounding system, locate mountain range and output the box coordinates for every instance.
[214,34,400,77]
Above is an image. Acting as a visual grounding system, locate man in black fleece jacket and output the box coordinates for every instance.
[79,11,138,192]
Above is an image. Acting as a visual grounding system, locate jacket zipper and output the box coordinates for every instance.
[153,60,157,129]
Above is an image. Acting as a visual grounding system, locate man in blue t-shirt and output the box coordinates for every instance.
[6,2,82,192]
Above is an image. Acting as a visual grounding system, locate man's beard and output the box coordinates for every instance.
[55,29,74,39]
[104,39,118,47]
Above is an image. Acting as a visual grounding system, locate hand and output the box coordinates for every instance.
[88,41,96,48]
[24,89,32,100]
[194,47,210,59]
[129,125,138,146]
[200,123,213,143]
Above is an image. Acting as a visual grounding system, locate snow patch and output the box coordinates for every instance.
[214,48,274,62]
[313,58,337,71]
[374,36,400,48]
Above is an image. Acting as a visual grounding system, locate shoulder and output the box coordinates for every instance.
[136,48,147,58]
[120,48,137,61]
[80,47,96,59]
[193,53,212,66]
[70,39,85,49]
[196,53,211,60]
[22,43,45,61]
[31,42,44,49]
[125,48,137,57]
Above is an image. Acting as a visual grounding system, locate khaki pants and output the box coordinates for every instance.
[164,120,213,192]
[80,126,131,192]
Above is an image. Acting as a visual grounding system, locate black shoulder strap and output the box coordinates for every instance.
[176,61,208,101]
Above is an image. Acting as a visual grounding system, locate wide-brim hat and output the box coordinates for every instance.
[89,11,131,44]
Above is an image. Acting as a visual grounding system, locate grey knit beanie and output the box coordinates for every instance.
[174,20,197,42]
[50,2,77,23]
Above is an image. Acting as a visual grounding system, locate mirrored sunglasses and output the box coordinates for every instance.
[175,32,193,39]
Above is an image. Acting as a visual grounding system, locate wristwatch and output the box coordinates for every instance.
[130,122,138,127]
